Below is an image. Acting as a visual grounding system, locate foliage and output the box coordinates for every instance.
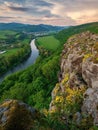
[0,23,63,32]
[0,53,60,109]
[0,31,32,76]
[56,22,98,44]
[0,22,98,129]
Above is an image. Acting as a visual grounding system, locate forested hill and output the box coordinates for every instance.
[0,22,65,32]
[0,22,98,130]
[56,22,98,44]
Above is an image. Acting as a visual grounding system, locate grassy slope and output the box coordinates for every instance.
[1,48,19,56]
[36,36,60,51]
[56,22,98,44]
[0,22,98,111]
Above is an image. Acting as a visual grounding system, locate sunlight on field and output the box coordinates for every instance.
[36,36,60,51]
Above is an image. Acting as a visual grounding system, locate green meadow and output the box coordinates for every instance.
[0,48,19,57]
[36,36,60,51]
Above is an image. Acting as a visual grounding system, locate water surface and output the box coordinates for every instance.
[0,39,39,83]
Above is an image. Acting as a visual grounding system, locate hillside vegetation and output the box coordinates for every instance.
[36,36,60,51]
[0,22,98,108]
[0,30,17,39]
[0,23,64,32]
[56,22,98,44]
[0,31,62,110]
[0,22,98,130]
[0,30,32,76]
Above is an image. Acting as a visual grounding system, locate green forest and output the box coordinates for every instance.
[0,22,98,130]
[0,22,98,109]
[0,31,32,76]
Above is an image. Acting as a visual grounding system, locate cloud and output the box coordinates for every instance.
[0,0,97,25]
[0,16,13,19]
[2,1,54,17]
[48,0,98,25]
[8,6,30,12]
[30,0,53,7]
[3,1,30,12]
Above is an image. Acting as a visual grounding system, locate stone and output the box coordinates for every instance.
[74,112,82,124]
[82,61,98,88]
[49,31,98,127]
[82,87,98,126]
[0,99,41,130]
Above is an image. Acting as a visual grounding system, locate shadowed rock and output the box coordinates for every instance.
[0,99,40,130]
[50,31,98,126]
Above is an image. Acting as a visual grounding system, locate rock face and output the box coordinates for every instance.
[0,99,40,130]
[82,87,98,126]
[50,31,98,126]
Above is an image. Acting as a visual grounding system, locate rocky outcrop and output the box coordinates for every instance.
[1,31,98,130]
[82,87,98,126]
[0,99,41,130]
[50,31,98,127]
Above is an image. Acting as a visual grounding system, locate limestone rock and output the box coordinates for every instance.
[74,112,82,124]
[50,31,98,126]
[0,99,40,130]
[82,61,98,88]
[82,87,98,126]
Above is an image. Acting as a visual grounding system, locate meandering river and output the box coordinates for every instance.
[0,39,39,83]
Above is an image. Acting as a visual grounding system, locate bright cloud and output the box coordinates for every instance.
[0,0,97,25]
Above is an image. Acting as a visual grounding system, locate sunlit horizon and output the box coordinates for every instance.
[0,0,98,26]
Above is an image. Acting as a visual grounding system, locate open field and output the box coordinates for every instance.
[0,48,19,57]
[0,30,17,39]
[0,30,31,59]
[36,36,60,51]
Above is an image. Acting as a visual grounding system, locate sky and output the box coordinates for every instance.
[0,0,98,26]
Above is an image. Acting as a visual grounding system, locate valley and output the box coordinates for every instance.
[0,39,39,83]
[0,0,98,129]
[0,30,32,76]
[0,22,98,130]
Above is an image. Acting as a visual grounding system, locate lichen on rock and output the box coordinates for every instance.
[0,99,41,130]
[49,31,98,127]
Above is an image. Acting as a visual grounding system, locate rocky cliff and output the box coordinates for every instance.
[0,99,42,130]
[50,31,98,128]
[0,31,98,130]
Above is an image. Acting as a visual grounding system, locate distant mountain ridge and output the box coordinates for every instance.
[0,22,66,32]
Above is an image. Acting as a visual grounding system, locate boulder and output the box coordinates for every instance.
[82,61,98,88]
[49,31,98,127]
[82,87,98,126]
[0,99,40,130]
